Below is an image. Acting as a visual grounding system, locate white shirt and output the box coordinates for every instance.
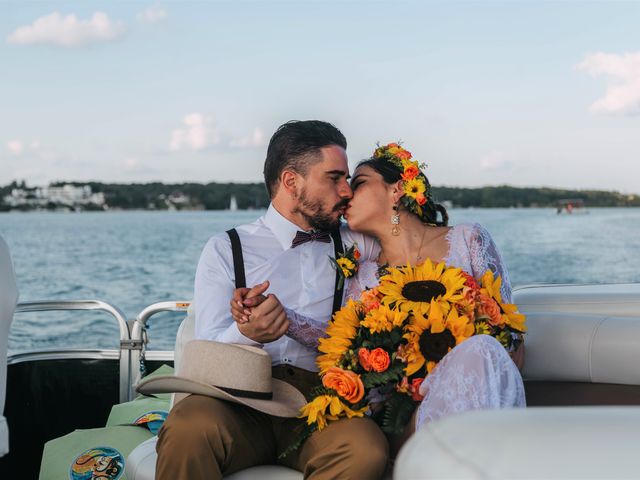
[194,204,380,372]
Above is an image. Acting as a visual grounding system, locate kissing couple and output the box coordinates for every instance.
[154,120,525,479]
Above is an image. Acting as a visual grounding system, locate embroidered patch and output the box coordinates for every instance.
[134,410,168,435]
[70,446,124,480]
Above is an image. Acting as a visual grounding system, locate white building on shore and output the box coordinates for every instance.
[3,184,106,209]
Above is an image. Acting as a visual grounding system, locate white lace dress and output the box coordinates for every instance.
[285,223,526,430]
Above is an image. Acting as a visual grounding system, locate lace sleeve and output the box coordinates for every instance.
[468,224,513,303]
[284,307,328,350]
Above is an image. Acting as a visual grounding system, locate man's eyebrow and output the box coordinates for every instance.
[326,169,350,179]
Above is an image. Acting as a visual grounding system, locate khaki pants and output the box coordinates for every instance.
[156,365,389,480]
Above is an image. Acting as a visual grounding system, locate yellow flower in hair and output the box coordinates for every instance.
[403,178,426,198]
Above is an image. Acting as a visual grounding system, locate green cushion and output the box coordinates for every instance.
[39,425,153,480]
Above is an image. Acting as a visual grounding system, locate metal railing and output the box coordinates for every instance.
[15,300,131,403]
[129,301,191,400]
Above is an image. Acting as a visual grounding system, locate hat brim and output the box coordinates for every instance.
[136,375,306,418]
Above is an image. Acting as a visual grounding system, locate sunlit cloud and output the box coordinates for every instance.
[577,52,640,115]
[137,5,168,24]
[7,11,126,48]
[169,113,220,151]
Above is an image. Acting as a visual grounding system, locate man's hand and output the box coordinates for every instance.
[237,293,289,343]
[230,282,269,324]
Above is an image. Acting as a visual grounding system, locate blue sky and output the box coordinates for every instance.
[1,1,639,192]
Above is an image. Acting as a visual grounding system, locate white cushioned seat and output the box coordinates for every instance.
[395,406,640,479]
[0,236,18,457]
[126,305,303,479]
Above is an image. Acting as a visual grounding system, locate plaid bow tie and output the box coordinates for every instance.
[291,230,332,248]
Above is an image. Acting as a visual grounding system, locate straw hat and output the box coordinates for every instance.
[136,340,306,417]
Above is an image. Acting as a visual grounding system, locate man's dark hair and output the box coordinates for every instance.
[263,120,347,198]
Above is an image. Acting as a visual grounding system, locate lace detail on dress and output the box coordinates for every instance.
[445,223,513,303]
[284,307,327,350]
[415,335,525,429]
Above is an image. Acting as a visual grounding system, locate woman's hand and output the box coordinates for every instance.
[229,281,269,324]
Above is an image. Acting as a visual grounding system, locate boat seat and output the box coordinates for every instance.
[395,406,640,479]
[0,236,18,457]
[126,304,303,480]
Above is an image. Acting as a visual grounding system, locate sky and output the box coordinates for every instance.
[1,1,639,192]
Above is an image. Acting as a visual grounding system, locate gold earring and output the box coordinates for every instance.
[391,204,400,236]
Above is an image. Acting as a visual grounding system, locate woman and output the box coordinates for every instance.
[233,143,525,437]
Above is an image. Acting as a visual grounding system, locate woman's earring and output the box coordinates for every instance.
[391,204,400,236]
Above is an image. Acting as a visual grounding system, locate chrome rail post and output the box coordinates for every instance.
[130,301,191,400]
[15,300,131,404]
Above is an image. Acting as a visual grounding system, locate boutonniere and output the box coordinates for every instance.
[330,243,360,289]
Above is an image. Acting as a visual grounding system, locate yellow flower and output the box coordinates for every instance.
[299,394,368,432]
[480,270,503,303]
[377,259,467,317]
[336,257,356,277]
[403,178,426,198]
[362,304,408,334]
[501,302,527,332]
[317,300,363,373]
[445,308,474,344]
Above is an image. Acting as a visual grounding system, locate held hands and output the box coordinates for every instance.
[229,281,289,343]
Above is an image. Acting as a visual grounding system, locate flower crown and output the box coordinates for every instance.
[373,142,429,218]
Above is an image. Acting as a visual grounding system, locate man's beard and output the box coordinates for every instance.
[293,187,348,231]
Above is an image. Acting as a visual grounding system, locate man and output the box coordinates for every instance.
[156,120,388,479]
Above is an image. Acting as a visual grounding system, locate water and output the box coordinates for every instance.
[2,208,640,353]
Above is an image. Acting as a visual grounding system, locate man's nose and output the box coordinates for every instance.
[339,180,353,199]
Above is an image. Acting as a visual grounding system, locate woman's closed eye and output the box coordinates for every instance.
[352,180,364,191]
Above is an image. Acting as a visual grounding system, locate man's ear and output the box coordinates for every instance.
[281,169,299,197]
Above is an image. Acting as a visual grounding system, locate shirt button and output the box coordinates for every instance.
[283,357,290,363]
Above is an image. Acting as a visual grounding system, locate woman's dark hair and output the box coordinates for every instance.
[356,157,449,226]
[263,120,347,198]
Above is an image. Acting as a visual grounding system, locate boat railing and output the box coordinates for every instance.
[129,300,191,401]
[15,300,131,403]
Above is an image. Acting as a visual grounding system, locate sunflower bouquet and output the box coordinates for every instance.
[283,259,526,456]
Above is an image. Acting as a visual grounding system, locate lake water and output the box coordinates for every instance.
[2,208,640,353]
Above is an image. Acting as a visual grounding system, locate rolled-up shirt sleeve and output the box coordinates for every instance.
[194,235,262,346]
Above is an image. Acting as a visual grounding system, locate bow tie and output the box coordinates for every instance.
[291,230,331,248]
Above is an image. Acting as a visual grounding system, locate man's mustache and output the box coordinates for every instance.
[333,199,350,212]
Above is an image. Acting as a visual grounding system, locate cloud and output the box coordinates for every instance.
[138,5,168,24]
[7,11,126,48]
[170,113,221,151]
[7,140,23,155]
[577,52,640,115]
[230,127,267,148]
[480,150,512,171]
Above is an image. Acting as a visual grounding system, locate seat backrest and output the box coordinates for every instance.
[0,236,18,456]
[174,303,196,374]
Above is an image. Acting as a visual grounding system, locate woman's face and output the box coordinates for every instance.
[345,165,394,234]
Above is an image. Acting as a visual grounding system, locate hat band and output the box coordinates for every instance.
[216,385,273,400]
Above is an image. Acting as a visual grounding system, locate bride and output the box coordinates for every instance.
[232,142,525,442]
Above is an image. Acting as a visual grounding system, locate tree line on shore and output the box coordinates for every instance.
[1,180,638,210]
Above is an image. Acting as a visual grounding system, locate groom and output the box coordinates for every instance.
[155,120,388,479]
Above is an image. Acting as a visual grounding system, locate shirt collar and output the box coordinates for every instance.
[263,203,305,250]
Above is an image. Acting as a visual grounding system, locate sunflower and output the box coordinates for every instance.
[317,300,363,373]
[403,178,426,199]
[361,304,408,334]
[378,259,467,317]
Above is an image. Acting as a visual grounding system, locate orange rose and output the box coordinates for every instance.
[387,142,400,148]
[478,293,504,327]
[410,378,425,401]
[396,149,413,160]
[360,288,381,313]
[416,192,427,206]
[322,367,365,403]
[369,347,390,373]
[358,348,372,372]
[401,165,419,181]
[461,271,480,291]
[354,248,361,260]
